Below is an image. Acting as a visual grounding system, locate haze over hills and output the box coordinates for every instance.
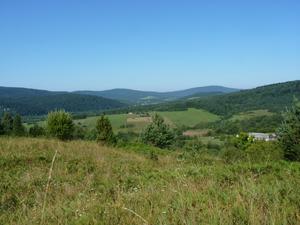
[74,86,239,104]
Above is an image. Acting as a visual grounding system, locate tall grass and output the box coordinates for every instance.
[0,137,299,224]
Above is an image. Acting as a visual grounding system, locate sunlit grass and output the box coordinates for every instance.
[1,137,299,224]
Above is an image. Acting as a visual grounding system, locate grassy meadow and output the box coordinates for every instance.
[1,137,300,225]
[74,108,220,133]
[229,110,274,121]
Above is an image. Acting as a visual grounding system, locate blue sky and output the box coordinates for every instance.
[0,0,299,91]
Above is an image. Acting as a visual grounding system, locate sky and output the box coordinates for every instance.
[0,0,299,91]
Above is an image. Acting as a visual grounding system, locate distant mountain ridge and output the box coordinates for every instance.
[132,80,300,116]
[0,87,126,116]
[74,86,239,104]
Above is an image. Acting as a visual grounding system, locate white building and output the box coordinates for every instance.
[248,132,277,142]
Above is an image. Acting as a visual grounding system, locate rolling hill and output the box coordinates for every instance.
[0,87,126,116]
[122,80,300,116]
[74,86,238,104]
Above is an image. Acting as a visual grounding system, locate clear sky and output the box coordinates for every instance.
[0,0,299,91]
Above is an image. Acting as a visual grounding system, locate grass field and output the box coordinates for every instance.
[74,108,220,133]
[76,114,128,132]
[230,109,274,121]
[157,108,220,127]
[1,137,300,224]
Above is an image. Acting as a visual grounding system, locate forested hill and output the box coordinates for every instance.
[0,86,65,98]
[0,87,126,115]
[128,80,300,116]
[75,86,238,104]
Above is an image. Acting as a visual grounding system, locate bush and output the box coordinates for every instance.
[46,110,74,140]
[141,114,174,149]
[245,141,283,163]
[277,101,300,161]
[84,128,97,141]
[222,147,246,164]
[96,115,115,145]
[227,132,254,150]
[184,138,205,153]
[73,125,86,140]
[29,124,45,137]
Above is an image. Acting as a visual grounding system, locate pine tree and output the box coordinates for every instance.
[1,112,13,135]
[13,114,26,136]
[96,115,115,144]
[141,114,174,148]
[277,101,300,161]
[46,110,74,140]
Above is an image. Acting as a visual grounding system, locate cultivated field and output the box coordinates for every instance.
[1,137,300,225]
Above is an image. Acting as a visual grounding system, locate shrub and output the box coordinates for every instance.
[277,102,300,161]
[46,110,74,140]
[207,141,221,150]
[84,128,98,141]
[222,147,246,164]
[29,124,45,137]
[96,115,115,145]
[141,114,174,149]
[184,138,205,153]
[73,125,86,140]
[245,141,283,163]
[227,132,254,150]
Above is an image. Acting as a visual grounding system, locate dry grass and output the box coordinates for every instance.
[0,137,300,224]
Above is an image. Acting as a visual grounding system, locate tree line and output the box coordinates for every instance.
[1,100,300,161]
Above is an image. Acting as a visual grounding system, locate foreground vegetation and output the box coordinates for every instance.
[1,137,300,225]
[1,97,300,224]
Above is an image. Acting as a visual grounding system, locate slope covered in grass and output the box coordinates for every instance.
[157,108,220,127]
[1,137,300,224]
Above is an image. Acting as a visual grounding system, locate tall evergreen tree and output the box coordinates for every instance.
[1,112,13,135]
[277,101,300,161]
[12,114,25,136]
[96,115,115,144]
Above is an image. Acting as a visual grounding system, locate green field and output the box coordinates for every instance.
[1,137,300,224]
[157,108,220,127]
[74,108,220,133]
[76,114,128,131]
[230,109,274,121]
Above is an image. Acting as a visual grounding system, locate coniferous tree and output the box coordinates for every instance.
[12,114,25,136]
[46,110,74,140]
[277,101,300,161]
[141,114,174,148]
[1,112,13,135]
[0,121,4,135]
[96,115,115,144]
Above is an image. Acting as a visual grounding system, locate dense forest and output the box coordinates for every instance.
[75,86,238,104]
[119,80,300,116]
[0,93,126,116]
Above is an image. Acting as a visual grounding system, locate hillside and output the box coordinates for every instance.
[0,86,65,98]
[75,86,238,104]
[1,137,300,224]
[131,80,300,116]
[0,88,126,115]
